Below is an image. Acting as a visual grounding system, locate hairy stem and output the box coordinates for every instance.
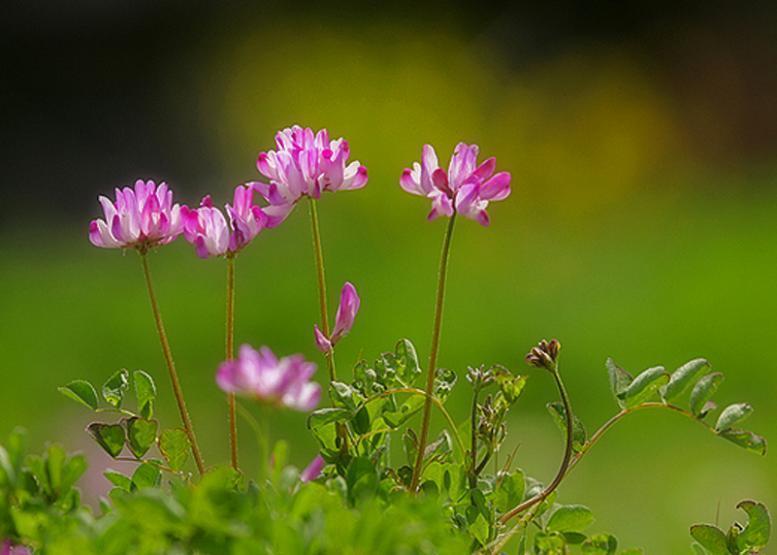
[225,254,239,471]
[411,214,457,492]
[140,252,205,475]
[499,364,573,524]
[308,198,337,382]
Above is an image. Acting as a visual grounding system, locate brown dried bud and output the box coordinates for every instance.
[525,338,561,370]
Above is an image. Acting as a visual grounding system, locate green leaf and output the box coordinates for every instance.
[124,417,158,458]
[86,422,126,458]
[581,533,618,554]
[104,470,132,491]
[494,470,525,513]
[383,395,424,428]
[159,429,189,471]
[606,358,632,408]
[330,381,360,411]
[715,403,753,431]
[393,339,422,386]
[102,369,130,408]
[534,531,566,554]
[131,462,161,489]
[433,367,458,402]
[718,429,767,455]
[61,453,87,494]
[661,358,710,402]
[494,370,526,404]
[690,372,724,417]
[547,504,595,533]
[547,401,587,453]
[58,380,99,410]
[735,500,771,552]
[345,456,379,502]
[133,370,157,418]
[690,524,729,554]
[402,428,418,466]
[617,366,669,408]
[308,407,350,431]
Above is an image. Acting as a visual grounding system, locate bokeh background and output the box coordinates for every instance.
[2,1,776,552]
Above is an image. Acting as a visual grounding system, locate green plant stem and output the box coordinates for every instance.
[140,251,205,476]
[469,385,480,489]
[355,386,466,458]
[499,364,573,524]
[411,214,457,492]
[308,198,337,382]
[226,254,239,472]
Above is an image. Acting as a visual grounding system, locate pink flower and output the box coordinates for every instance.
[1,541,30,555]
[216,345,321,412]
[400,143,511,226]
[181,185,267,258]
[300,454,325,482]
[254,125,368,222]
[89,179,184,249]
[313,282,361,353]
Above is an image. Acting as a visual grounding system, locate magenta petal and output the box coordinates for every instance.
[479,172,511,201]
[88,220,104,247]
[300,455,325,482]
[332,282,360,342]
[314,325,332,353]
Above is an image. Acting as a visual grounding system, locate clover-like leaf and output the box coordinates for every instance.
[735,500,771,552]
[158,429,189,471]
[690,372,724,417]
[133,370,157,419]
[661,358,710,402]
[124,417,158,458]
[433,367,458,402]
[131,461,161,489]
[58,380,99,410]
[718,429,767,455]
[547,504,595,533]
[104,470,132,491]
[617,366,669,408]
[715,403,753,432]
[393,339,422,387]
[86,422,125,458]
[547,401,587,453]
[494,470,525,513]
[690,524,729,554]
[102,369,129,408]
[606,358,632,408]
[581,533,617,554]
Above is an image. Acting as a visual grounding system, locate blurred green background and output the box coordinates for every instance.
[1,2,776,552]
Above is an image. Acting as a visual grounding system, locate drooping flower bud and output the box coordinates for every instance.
[525,339,561,371]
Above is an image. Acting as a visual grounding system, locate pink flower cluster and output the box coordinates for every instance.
[400,143,511,225]
[254,126,368,223]
[216,345,321,412]
[1,540,30,555]
[181,185,268,258]
[314,282,360,353]
[89,180,183,249]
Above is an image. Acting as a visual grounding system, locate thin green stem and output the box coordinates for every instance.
[499,364,573,524]
[226,254,239,471]
[140,252,205,476]
[308,198,337,382]
[469,385,480,489]
[411,214,457,492]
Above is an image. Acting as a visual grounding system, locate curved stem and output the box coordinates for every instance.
[499,365,573,524]
[225,254,239,471]
[354,386,466,458]
[411,214,457,492]
[308,198,337,383]
[139,252,205,476]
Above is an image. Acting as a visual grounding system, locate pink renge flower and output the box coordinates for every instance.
[314,282,361,353]
[89,179,184,249]
[400,143,511,226]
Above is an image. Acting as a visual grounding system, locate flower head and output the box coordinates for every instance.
[254,125,368,221]
[400,143,511,225]
[1,540,30,555]
[89,179,183,249]
[181,185,267,258]
[216,345,321,411]
[313,282,361,353]
[526,339,561,371]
